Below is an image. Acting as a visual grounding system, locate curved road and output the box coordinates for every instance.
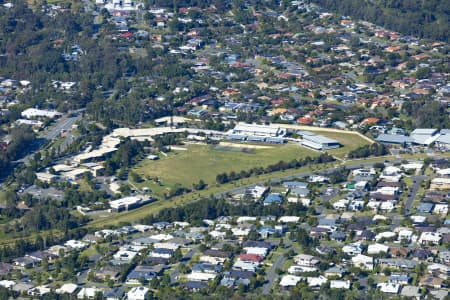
[262,249,288,295]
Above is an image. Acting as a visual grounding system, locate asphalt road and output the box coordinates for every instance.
[17,112,82,165]
[44,115,81,141]
[262,249,288,295]
[404,174,427,214]
[170,245,199,285]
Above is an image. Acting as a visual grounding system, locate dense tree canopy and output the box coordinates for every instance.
[309,0,450,42]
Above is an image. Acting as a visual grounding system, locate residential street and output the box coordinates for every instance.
[262,248,289,295]
[404,175,427,213]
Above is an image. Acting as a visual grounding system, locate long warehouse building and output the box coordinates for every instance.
[298,131,341,150]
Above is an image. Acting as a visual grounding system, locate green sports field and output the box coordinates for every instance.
[131,142,317,197]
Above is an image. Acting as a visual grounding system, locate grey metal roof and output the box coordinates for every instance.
[298,131,340,145]
[376,134,412,144]
[436,134,450,144]
[410,128,438,135]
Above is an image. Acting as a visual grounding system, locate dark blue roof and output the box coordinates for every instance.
[153,248,173,254]
[264,193,283,204]
[192,263,222,273]
[183,281,209,290]
[417,202,434,213]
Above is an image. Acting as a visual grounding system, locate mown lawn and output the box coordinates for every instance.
[88,161,341,228]
[308,131,372,159]
[131,143,317,196]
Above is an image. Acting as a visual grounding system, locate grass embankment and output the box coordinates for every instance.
[90,151,448,228]
[89,161,340,228]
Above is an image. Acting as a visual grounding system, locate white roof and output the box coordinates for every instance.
[173,221,190,228]
[330,280,351,289]
[64,240,88,249]
[127,286,149,298]
[280,275,302,287]
[113,250,138,260]
[109,196,143,209]
[383,166,401,175]
[231,227,250,236]
[153,242,179,250]
[398,230,413,237]
[111,127,221,140]
[428,263,450,274]
[367,201,381,209]
[401,163,423,170]
[21,108,61,119]
[307,275,327,287]
[72,148,117,163]
[237,216,257,223]
[209,230,226,238]
[419,232,442,242]
[375,231,396,240]
[233,123,280,135]
[28,285,51,295]
[431,177,450,184]
[149,234,173,241]
[62,168,89,179]
[342,243,363,254]
[278,216,300,223]
[16,119,43,126]
[0,280,15,289]
[380,201,395,210]
[55,283,78,294]
[410,128,438,135]
[288,265,317,274]
[378,282,400,294]
[52,164,75,173]
[35,172,57,181]
[372,214,387,221]
[352,254,373,263]
[434,204,448,214]
[77,287,102,299]
[374,186,399,195]
[368,243,389,254]
[295,254,318,262]
[154,116,188,124]
[186,272,217,282]
[411,134,439,145]
[437,168,450,176]
[411,215,427,225]
[244,247,268,256]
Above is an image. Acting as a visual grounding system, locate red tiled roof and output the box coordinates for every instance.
[238,254,264,263]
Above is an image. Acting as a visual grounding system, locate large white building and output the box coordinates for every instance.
[298,131,341,150]
[227,124,286,143]
[410,128,439,146]
[109,196,153,212]
[21,108,62,119]
[231,124,285,137]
